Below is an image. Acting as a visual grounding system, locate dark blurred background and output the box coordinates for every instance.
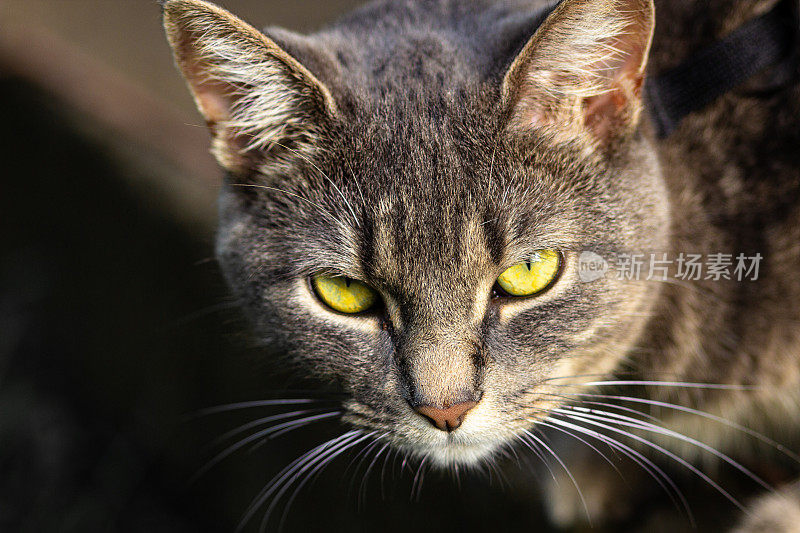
[0,1,755,532]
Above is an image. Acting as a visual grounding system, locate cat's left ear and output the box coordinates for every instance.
[502,0,655,147]
[162,0,338,175]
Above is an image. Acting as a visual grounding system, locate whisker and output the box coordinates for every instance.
[360,439,391,508]
[536,419,623,477]
[169,301,240,329]
[573,380,756,391]
[249,412,345,449]
[539,372,721,385]
[345,432,385,476]
[505,436,523,466]
[344,159,366,209]
[541,391,663,425]
[410,454,429,502]
[523,428,592,526]
[192,255,217,266]
[400,451,410,475]
[206,408,331,452]
[576,400,664,425]
[239,440,339,532]
[558,392,800,464]
[188,398,330,419]
[559,406,773,492]
[229,183,342,227]
[539,373,758,391]
[345,433,387,499]
[545,414,694,525]
[556,411,748,512]
[192,411,341,483]
[266,431,378,533]
[270,140,360,228]
[515,432,557,481]
[484,452,509,489]
[452,460,462,490]
[540,372,629,383]
[380,445,394,500]
[236,430,362,532]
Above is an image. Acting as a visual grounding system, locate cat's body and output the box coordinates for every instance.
[162,0,800,529]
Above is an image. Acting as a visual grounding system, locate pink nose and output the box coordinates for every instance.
[415,401,478,432]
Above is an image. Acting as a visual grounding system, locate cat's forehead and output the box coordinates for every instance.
[322,162,561,290]
[331,195,495,325]
[289,94,598,286]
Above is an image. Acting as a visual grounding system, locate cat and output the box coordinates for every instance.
[162,0,800,530]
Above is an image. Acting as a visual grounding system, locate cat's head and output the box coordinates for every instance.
[164,0,667,466]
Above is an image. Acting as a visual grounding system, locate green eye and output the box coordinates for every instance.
[496,250,561,297]
[311,275,378,314]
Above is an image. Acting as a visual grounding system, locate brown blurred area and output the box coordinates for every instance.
[0,0,362,231]
[2,0,363,116]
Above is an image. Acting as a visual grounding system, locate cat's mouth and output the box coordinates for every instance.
[392,421,529,468]
[344,398,528,467]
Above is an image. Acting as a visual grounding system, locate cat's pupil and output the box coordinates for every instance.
[344,277,352,288]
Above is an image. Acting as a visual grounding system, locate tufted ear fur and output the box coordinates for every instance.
[502,0,655,148]
[162,0,337,175]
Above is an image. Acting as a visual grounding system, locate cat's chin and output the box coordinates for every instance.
[415,441,500,467]
[398,432,509,468]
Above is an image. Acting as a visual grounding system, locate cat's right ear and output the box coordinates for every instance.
[162,0,337,175]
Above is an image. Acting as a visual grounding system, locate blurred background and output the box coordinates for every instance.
[0,1,757,532]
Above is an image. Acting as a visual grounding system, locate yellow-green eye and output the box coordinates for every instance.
[496,250,561,297]
[311,275,378,314]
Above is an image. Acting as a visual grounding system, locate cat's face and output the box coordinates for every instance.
[165,0,664,465]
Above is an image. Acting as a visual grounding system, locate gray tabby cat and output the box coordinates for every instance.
[162,0,800,529]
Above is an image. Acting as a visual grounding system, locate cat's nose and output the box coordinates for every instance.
[414,401,478,432]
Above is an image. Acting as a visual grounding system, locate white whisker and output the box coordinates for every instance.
[345,432,386,482]
[189,398,326,418]
[515,432,557,481]
[250,412,344,448]
[229,183,343,228]
[271,431,378,532]
[579,380,756,390]
[271,140,360,228]
[523,428,592,525]
[410,454,429,502]
[536,419,622,477]
[544,415,694,525]
[206,409,330,451]
[559,392,800,464]
[559,406,773,492]
[556,411,747,512]
[236,430,362,532]
[360,439,391,508]
[192,411,341,483]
